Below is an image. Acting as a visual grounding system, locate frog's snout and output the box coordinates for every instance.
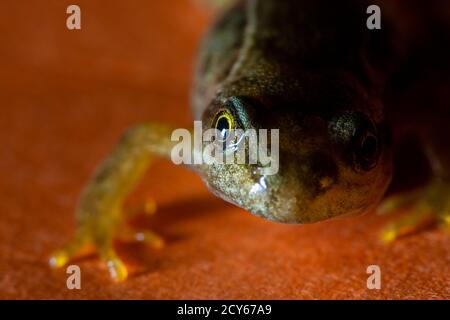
[246,113,392,224]
[199,95,392,224]
[255,151,340,223]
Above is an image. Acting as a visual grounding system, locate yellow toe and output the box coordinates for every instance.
[380,228,397,244]
[49,251,69,269]
[135,231,164,249]
[107,258,128,282]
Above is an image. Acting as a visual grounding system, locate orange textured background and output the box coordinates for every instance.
[0,0,448,299]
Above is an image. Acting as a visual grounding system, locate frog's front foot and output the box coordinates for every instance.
[378,178,450,243]
[49,122,178,281]
[49,200,163,282]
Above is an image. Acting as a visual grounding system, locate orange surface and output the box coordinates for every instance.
[0,0,448,299]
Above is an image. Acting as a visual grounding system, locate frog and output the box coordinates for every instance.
[49,0,450,281]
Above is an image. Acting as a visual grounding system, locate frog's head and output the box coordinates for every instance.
[199,93,392,223]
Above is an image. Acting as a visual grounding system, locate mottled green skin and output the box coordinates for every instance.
[191,0,450,223]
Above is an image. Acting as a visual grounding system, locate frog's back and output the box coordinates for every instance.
[192,0,450,136]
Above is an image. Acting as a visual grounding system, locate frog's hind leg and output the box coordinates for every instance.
[49,123,183,281]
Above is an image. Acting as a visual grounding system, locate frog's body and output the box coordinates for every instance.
[192,0,394,223]
[50,0,450,281]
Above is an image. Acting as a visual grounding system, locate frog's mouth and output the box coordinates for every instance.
[207,150,391,225]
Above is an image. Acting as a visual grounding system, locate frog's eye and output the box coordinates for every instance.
[352,128,379,171]
[359,132,378,161]
[330,111,381,172]
[213,110,235,143]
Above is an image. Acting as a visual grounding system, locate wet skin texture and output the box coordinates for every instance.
[50,0,450,281]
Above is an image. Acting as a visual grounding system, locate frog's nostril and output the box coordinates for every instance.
[306,152,339,195]
[319,176,334,190]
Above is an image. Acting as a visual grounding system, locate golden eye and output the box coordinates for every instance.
[213,110,235,142]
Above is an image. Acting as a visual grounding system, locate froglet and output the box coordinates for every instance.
[50,0,450,281]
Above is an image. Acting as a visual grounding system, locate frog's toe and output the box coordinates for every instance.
[50,220,130,281]
[118,227,164,249]
[379,202,434,243]
[437,207,450,233]
[379,178,450,243]
[125,199,157,217]
[49,232,89,269]
[377,189,430,243]
[97,240,128,282]
[50,203,162,281]
[122,199,163,248]
[134,230,164,249]
[78,225,131,281]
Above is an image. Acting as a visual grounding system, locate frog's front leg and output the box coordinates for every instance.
[378,138,450,243]
[49,123,181,281]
